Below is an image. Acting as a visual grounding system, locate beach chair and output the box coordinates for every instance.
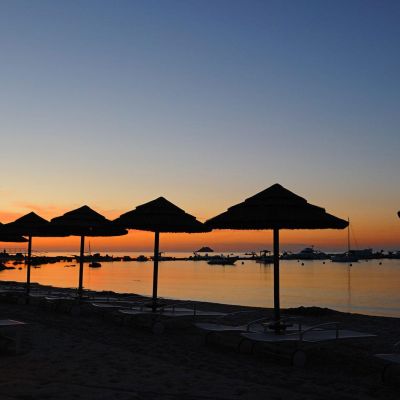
[241,322,375,366]
[375,341,400,382]
[0,287,26,304]
[29,290,128,315]
[0,319,27,354]
[195,313,304,348]
[119,301,227,334]
[89,298,153,319]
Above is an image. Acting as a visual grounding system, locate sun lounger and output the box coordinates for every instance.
[0,319,27,354]
[241,322,375,366]
[196,314,303,334]
[119,306,226,318]
[195,314,305,348]
[118,301,227,334]
[375,341,400,382]
[89,298,153,319]
[0,288,26,303]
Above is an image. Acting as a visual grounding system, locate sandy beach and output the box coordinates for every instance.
[0,283,398,399]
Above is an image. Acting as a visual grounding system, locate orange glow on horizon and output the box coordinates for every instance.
[1,225,398,254]
[1,198,400,253]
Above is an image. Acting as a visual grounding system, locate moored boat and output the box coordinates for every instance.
[331,218,358,263]
[207,256,238,265]
[331,253,359,263]
[88,262,102,268]
[0,263,15,271]
[280,246,328,260]
[256,250,273,264]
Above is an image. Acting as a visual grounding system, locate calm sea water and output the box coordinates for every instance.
[2,252,400,318]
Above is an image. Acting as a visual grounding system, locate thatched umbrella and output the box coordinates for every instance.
[5,212,67,299]
[51,206,127,298]
[0,222,28,243]
[196,246,214,253]
[115,197,210,311]
[206,183,348,331]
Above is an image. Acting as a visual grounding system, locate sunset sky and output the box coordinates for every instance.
[0,1,399,253]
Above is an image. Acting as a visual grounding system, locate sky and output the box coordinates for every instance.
[0,0,399,253]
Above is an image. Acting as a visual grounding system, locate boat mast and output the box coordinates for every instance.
[347,218,350,254]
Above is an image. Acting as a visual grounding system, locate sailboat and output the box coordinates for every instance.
[331,218,359,263]
[88,242,102,268]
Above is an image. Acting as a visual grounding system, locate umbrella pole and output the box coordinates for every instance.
[152,231,160,312]
[78,235,85,299]
[25,235,32,304]
[273,228,280,331]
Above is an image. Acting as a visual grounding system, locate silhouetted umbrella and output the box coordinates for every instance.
[196,246,214,253]
[398,211,400,218]
[0,222,28,243]
[115,197,209,310]
[51,206,127,298]
[206,183,348,331]
[5,212,67,299]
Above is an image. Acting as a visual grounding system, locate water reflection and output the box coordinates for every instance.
[1,253,400,317]
[346,265,352,313]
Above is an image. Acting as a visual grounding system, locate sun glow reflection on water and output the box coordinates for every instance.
[2,254,400,318]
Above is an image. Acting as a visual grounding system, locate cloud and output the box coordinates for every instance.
[11,202,66,219]
[0,211,25,223]
[11,202,126,220]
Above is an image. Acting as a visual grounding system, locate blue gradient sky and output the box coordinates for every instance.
[0,0,399,250]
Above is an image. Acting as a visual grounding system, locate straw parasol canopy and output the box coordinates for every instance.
[5,212,68,298]
[196,246,214,253]
[0,222,28,243]
[6,212,55,236]
[115,197,210,310]
[116,197,207,233]
[51,206,127,297]
[206,183,348,330]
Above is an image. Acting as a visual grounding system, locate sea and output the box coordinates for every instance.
[2,251,400,318]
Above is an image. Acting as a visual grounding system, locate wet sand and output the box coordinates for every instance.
[0,283,399,399]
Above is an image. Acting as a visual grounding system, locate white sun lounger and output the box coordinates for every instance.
[0,319,27,354]
[119,304,226,318]
[242,327,374,343]
[89,299,155,318]
[90,298,150,308]
[376,341,400,363]
[118,302,227,334]
[195,314,305,349]
[195,314,305,334]
[376,353,400,364]
[241,322,375,366]
[375,341,400,382]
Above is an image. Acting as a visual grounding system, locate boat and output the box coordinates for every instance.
[136,255,148,262]
[256,250,273,264]
[245,252,257,259]
[86,242,102,268]
[331,219,359,263]
[207,255,238,265]
[281,246,328,260]
[191,252,211,261]
[0,263,15,271]
[88,262,102,268]
[151,252,174,261]
[331,253,359,263]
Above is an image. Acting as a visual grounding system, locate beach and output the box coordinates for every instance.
[0,283,399,399]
